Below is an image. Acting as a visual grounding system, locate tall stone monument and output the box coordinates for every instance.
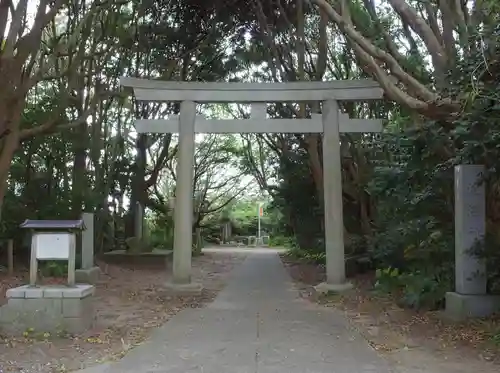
[445,165,500,319]
[75,213,100,284]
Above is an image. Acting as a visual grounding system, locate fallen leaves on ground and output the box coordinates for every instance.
[280,255,500,366]
[0,273,25,306]
[0,252,245,373]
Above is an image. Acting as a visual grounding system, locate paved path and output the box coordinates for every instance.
[80,250,393,373]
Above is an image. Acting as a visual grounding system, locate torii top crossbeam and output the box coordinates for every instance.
[120,77,384,102]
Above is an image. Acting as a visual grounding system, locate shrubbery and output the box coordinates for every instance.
[279,28,500,311]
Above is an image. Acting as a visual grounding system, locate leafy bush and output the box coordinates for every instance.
[147,212,174,250]
[40,261,68,277]
[491,331,500,346]
[374,267,401,294]
[283,246,307,259]
[398,271,451,310]
[269,235,297,248]
[374,266,452,310]
[271,22,500,310]
[306,251,326,264]
[284,245,326,264]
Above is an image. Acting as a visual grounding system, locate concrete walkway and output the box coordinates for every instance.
[80,250,393,373]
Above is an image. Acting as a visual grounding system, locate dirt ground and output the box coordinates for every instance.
[0,252,245,373]
[281,256,500,373]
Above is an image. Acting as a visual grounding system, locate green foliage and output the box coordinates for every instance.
[199,198,284,241]
[268,235,297,248]
[40,261,68,278]
[491,331,500,346]
[367,26,500,309]
[373,267,401,294]
[147,212,174,250]
[283,247,308,261]
[399,271,451,310]
[225,200,261,236]
[374,267,451,310]
[1,0,500,325]
[272,154,324,251]
[365,113,458,309]
[284,246,326,265]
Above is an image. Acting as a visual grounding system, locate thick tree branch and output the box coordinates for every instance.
[146,134,173,188]
[387,0,447,71]
[311,0,460,117]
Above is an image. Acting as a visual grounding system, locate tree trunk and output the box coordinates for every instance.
[0,85,23,221]
[127,134,147,239]
[72,122,88,218]
[0,127,20,222]
[193,227,202,256]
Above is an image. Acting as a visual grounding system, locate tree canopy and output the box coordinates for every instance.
[1,0,499,308]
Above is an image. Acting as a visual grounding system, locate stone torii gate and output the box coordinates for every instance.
[121,78,383,294]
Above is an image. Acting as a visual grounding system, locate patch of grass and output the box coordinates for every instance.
[320,291,344,302]
[283,247,326,264]
[490,331,500,345]
[269,235,298,248]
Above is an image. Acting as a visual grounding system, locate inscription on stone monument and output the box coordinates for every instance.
[454,165,486,295]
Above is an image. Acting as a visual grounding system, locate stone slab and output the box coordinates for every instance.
[43,286,65,298]
[0,297,94,335]
[24,287,44,298]
[2,284,95,334]
[6,284,94,299]
[62,296,94,318]
[445,291,500,320]
[314,281,354,294]
[61,284,95,298]
[76,266,100,284]
[5,286,30,299]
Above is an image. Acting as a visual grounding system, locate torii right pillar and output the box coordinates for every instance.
[315,99,353,293]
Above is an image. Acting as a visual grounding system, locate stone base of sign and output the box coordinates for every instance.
[164,281,203,296]
[314,281,353,294]
[75,266,100,284]
[0,284,95,336]
[445,292,500,321]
